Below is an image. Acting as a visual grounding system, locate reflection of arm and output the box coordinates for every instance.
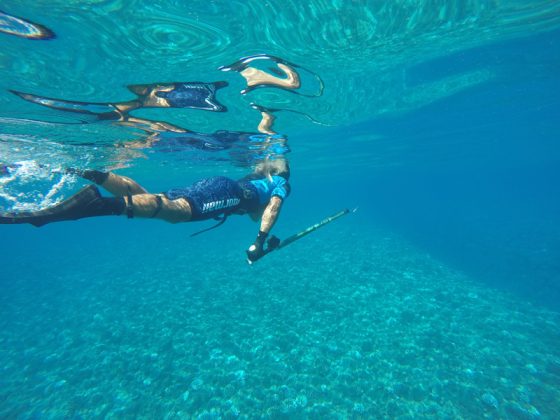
[258,111,276,134]
[240,63,301,90]
[259,196,283,234]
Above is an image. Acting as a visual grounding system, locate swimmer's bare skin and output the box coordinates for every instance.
[96,172,192,223]
[136,84,176,108]
[125,193,192,223]
[257,111,276,135]
[259,195,282,234]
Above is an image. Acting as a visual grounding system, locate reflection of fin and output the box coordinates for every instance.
[0,185,124,227]
[219,54,324,97]
[9,90,122,118]
[250,102,332,126]
[0,10,55,40]
[127,81,228,112]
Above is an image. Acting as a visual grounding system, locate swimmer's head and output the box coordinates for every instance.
[254,159,290,181]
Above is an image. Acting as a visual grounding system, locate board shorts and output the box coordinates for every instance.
[164,176,258,221]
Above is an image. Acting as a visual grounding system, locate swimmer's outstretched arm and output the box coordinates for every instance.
[246,196,283,262]
[240,63,301,91]
[257,110,276,135]
[259,196,283,234]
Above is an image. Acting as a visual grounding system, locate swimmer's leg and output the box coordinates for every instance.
[251,104,278,134]
[97,172,148,196]
[0,187,192,226]
[69,169,147,196]
[124,194,192,223]
[73,170,193,222]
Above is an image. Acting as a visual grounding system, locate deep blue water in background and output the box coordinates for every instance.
[1,2,560,418]
[297,29,560,309]
[359,29,560,309]
[368,30,560,309]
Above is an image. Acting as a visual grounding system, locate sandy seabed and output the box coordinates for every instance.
[1,226,559,419]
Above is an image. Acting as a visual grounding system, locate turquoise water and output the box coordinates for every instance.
[2,1,560,418]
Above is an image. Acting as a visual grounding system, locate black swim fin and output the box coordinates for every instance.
[9,90,121,117]
[0,185,125,227]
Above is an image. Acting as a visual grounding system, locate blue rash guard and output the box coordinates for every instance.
[246,175,289,204]
[164,175,290,221]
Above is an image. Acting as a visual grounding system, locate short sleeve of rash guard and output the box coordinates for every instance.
[271,176,289,199]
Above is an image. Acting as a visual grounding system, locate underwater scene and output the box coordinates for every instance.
[1,1,560,418]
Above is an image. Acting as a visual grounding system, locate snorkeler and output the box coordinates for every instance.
[0,159,291,263]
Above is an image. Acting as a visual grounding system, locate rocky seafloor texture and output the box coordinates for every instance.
[1,225,559,418]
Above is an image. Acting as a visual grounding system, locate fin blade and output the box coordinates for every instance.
[9,90,116,115]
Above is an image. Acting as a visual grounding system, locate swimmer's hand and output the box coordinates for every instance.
[246,230,267,263]
[246,232,280,264]
[246,243,264,264]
